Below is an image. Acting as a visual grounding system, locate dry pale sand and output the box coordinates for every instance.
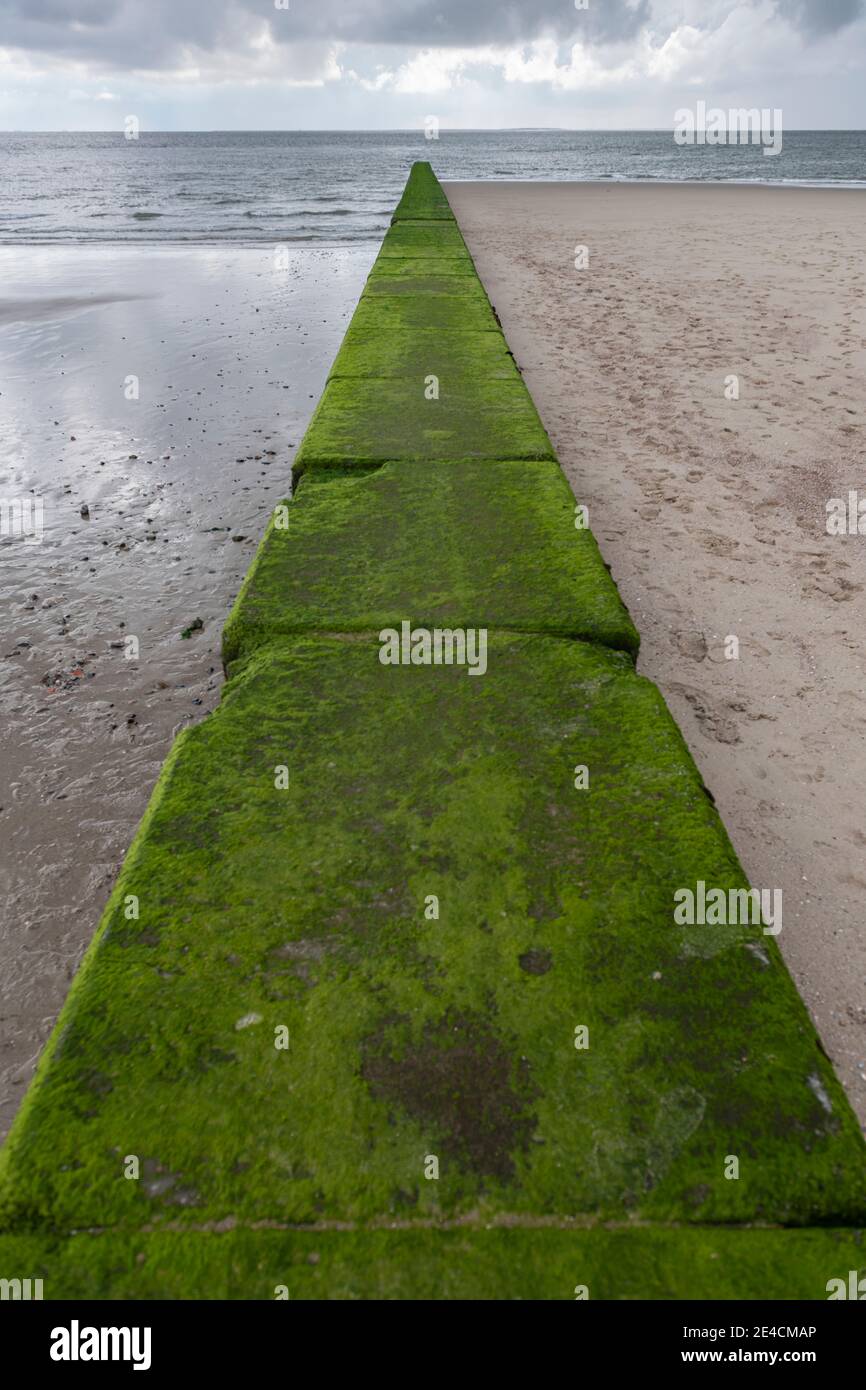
[446,181,866,1129]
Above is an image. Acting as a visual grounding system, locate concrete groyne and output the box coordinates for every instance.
[1,164,864,1299]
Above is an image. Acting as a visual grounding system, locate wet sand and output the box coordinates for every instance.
[0,244,373,1139]
[446,181,866,1129]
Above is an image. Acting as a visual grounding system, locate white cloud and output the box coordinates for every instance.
[362,39,642,95]
[644,26,705,82]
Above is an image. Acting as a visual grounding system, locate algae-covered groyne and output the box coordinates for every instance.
[1,164,864,1299]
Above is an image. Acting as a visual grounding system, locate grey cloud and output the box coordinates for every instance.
[2,0,862,76]
[776,0,864,35]
[312,0,653,47]
[0,1,234,68]
[0,0,652,69]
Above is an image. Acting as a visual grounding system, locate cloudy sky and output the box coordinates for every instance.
[0,0,863,131]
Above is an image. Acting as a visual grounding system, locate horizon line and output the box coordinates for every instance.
[3,126,866,135]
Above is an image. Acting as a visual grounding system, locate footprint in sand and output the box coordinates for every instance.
[675,631,708,662]
[667,683,742,745]
[802,573,861,603]
[697,530,741,558]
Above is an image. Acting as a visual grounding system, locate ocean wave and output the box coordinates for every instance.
[4,130,866,246]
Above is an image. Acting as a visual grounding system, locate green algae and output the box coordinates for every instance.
[392,202,455,224]
[347,294,500,334]
[221,460,639,663]
[328,327,520,381]
[375,221,470,257]
[1,636,863,1240]
[391,162,455,223]
[1,1226,864,1300]
[293,379,555,472]
[361,274,492,302]
[367,256,477,279]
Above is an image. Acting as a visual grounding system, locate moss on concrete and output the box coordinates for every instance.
[375,221,470,257]
[1,1226,864,1300]
[328,327,519,381]
[2,636,864,1243]
[222,461,638,663]
[367,255,477,279]
[360,274,492,304]
[391,162,455,223]
[293,379,555,473]
[392,202,455,224]
[347,294,500,334]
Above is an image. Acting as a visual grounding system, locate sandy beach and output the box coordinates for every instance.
[0,243,373,1140]
[446,180,866,1128]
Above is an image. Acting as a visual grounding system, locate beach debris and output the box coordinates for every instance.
[180,617,204,639]
[40,661,93,694]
